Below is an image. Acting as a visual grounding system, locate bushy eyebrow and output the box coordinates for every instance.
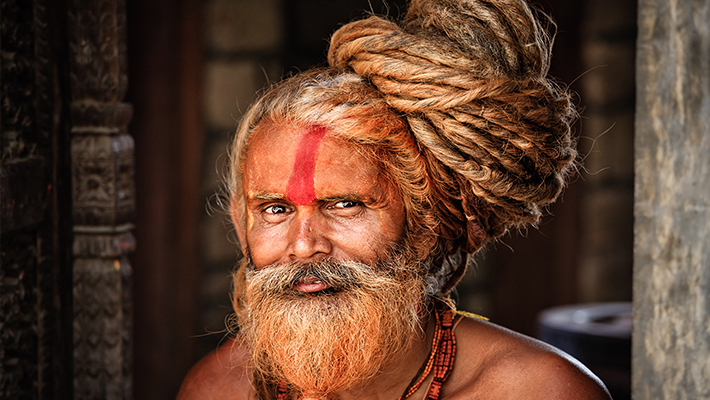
[247,191,286,201]
[320,194,368,203]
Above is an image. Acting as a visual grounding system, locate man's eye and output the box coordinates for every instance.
[333,200,360,209]
[264,205,288,214]
[328,200,364,216]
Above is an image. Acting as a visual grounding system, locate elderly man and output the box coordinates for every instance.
[178,0,612,399]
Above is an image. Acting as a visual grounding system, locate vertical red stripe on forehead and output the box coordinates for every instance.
[286,126,327,205]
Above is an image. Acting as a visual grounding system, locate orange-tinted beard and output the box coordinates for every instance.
[238,256,426,400]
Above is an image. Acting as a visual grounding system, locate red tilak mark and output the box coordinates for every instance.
[286,127,327,205]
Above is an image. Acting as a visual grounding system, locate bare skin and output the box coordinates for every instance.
[177,124,612,400]
[177,317,611,400]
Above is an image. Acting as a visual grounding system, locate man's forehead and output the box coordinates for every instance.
[243,124,388,203]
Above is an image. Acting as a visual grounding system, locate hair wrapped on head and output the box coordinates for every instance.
[228,0,577,295]
[327,0,577,291]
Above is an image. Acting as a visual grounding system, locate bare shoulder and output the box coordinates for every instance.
[176,337,254,400]
[443,316,612,400]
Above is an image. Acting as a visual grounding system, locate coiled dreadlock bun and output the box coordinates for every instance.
[328,0,577,255]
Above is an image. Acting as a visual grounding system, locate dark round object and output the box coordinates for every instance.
[538,302,632,400]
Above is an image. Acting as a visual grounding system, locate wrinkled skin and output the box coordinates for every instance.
[239,124,406,275]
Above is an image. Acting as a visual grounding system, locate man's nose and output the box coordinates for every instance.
[286,209,332,261]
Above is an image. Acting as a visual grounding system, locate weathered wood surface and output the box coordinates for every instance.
[634,0,710,398]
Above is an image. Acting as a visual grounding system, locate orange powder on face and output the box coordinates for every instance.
[286,126,327,205]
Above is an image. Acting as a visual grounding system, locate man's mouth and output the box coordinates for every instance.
[293,276,330,293]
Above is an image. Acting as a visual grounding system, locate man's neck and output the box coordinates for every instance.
[330,312,436,400]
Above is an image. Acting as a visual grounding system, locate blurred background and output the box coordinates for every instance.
[124,0,635,398]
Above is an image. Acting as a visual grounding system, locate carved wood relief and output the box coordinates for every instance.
[68,0,134,398]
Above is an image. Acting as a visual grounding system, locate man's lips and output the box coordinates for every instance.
[293,276,329,293]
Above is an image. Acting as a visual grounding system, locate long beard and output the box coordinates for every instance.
[237,256,427,399]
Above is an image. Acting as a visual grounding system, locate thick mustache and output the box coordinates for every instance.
[246,259,383,292]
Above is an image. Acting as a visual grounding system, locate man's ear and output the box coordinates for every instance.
[230,201,248,256]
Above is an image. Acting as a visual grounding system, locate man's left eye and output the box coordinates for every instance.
[333,200,360,209]
[326,200,364,216]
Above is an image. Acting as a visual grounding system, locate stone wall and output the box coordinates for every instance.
[634,0,710,397]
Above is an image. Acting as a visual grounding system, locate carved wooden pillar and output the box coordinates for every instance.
[68,0,134,398]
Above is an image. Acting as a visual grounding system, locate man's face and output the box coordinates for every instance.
[240,123,407,275]
[236,124,424,397]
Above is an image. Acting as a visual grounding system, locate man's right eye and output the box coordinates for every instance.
[264,205,288,214]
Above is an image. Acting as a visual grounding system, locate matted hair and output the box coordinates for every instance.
[227,0,577,293]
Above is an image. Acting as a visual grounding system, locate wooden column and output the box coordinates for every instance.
[634,0,710,398]
[68,0,134,398]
